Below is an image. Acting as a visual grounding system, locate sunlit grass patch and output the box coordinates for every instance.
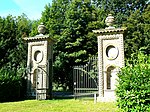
[0,99,118,112]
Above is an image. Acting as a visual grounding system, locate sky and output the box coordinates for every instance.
[0,0,52,20]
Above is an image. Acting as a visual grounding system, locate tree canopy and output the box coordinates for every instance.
[40,0,107,89]
[0,14,31,75]
[123,4,150,58]
[0,14,31,101]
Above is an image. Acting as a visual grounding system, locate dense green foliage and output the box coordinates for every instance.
[124,5,150,58]
[116,52,150,111]
[0,14,31,101]
[40,0,106,89]
[94,0,149,26]
[0,15,30,75]
[52,0,105,89]
[0,69,22,102]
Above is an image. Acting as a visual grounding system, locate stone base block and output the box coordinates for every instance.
[97,90,116,102]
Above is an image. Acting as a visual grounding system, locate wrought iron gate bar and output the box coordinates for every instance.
[73,56,98,99]
[74,88,98,91]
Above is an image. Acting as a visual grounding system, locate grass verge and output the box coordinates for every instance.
[0,99,118,112]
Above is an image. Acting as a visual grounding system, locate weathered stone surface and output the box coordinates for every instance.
[24,29,55,100]
[93,14,126,102]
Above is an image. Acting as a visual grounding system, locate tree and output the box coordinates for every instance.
[41,0,70,36]
[94,0,149,26]
[40,0,71,89]
[0,14,32,101]
[123,4,150,59]
[40,0,106,90]
[0,15,17,69]
[53,0,106,89]
[0,14,31,75]
[30,20,40,36]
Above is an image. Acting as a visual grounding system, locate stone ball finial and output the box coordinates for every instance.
[105,14,115,29]
[37,23,46,35]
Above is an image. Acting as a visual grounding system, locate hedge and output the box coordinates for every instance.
[0,69,26,102]
[116,53,150,111]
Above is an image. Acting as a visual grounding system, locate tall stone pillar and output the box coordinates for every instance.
[93,14,126,101]
[24,23,55,100]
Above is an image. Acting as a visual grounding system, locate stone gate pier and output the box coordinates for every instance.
[93,14,126,102]
[24,23,55,100]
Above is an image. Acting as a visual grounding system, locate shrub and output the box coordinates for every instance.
[116,52,150,112]
[0,69,23,102]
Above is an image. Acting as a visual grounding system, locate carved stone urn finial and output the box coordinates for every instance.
[37,23,46,35]
[105,14,115,29]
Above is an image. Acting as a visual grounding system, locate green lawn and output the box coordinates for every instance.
[0,99,119,112]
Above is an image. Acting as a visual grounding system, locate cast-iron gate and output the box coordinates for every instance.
[73,56,98,99]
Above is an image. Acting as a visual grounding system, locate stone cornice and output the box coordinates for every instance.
[92,27,127,35]
[23,35,56,43]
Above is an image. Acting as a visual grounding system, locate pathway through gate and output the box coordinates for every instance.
[73,56,98,99]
